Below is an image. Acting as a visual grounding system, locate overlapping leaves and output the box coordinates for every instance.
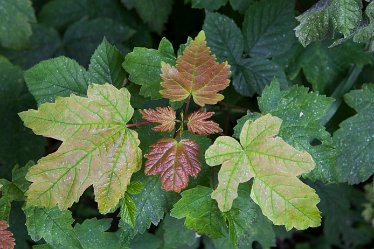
[205,114,321,230]
[19,84,142,213]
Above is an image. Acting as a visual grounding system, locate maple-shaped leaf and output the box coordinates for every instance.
[144,138,201,192]
[19,84,142,213]
[140,107,176,132]
[205,114,321,230]
[160,31,231,106]
[187,111,222,135]
[0,220,15,249]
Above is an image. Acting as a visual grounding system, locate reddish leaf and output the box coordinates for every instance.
[140,107,176,132]
[160,31,231,106]
[187,111,222,135]
[0,221,15,249]
[144,138,201,192]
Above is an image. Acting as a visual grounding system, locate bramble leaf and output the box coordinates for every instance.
[140,107,176,132]
[295,0,362,46]
[0,0,36,49]
[145,138,201,192]
[242,0,297,58]
[19,84,142,213]
[205,114,321,230]
[187,111,222,135]
[0,220,15,249]
[160,31,231,106]
[170,186,226,238]
[334,84,374,184]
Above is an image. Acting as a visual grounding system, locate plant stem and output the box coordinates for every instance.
[184,95,191,116]
[320,66,362,125]
[126,121,151,127]
[211,167,215,189]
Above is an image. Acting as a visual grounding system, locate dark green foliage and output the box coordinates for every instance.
[1,1,374,249]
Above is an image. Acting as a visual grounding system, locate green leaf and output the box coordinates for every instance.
[242,0,297,58]
[229,0,253,13]
[123,38,176,99]
[130,232,162,249]
[120,194,137,228]
[0,161,33,202]
[0,24,61,69]
[38,0,93,29]
[24,207,82,248]
[19,84,142,213]
[0,57,45,179]
[334,84,374,184]
[312,182,372,248]
[203,12,243,63]
[133,0,173,33]
[257,80,338,183]
[232,58,288,97]
[353,2,374,44]
[331,0,362,37]
[295,0,362,46]
[0,0,36,49]
[74,218,124,249]
[24,56,90,104]
[225,184,275,249]
[120,174,176,240]
[206,114,321,230]
[289,41,371,93]
[62,18,135,66]
[88,38,126,88]
[191,0,227,11]
[161,215,198,249]
[171,186,226,238]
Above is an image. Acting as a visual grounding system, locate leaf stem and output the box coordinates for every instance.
[126,121,151,127]
[184,95,191,116]
[211,167,215,189]
[320,66,362,125]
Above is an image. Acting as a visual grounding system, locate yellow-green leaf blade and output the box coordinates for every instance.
[22,84,141,213]
[205,114,321,230]
[251,175,321,230]
[19,83,133,141]
[205,136,254,211]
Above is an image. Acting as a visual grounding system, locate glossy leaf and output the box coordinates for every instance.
[88,38,126,88]
[0,220,15,249]
[171,186,226,237]
[160,31,231,106]
[140,107,176,132]
[145,138,201,192]
[295,0,362,46]
[19,84,142,213]
[334,84,374,184]
[187,111,222,135]
[205,114,321,230]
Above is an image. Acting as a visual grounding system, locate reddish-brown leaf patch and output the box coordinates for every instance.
[187,111,222,135]
[144,138,201,192]
[0,221,15,249]
[140,107,176,132]
[159,31,231,107]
